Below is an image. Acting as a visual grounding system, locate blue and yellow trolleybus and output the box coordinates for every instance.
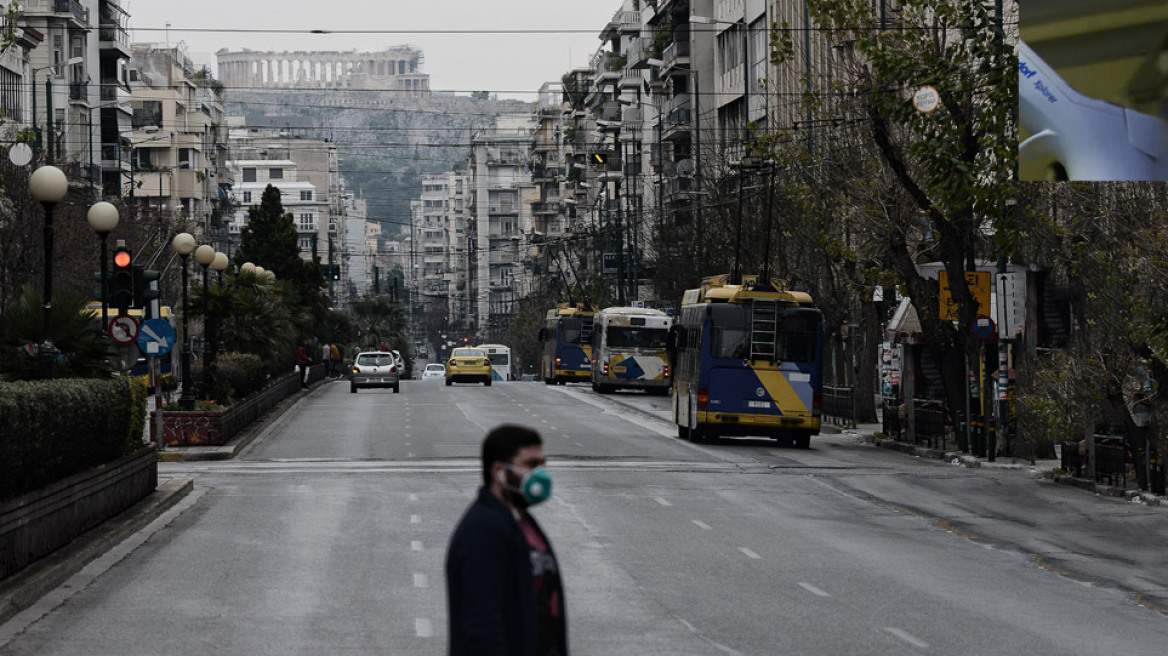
[538,303,595,385]
[671,275,823,447]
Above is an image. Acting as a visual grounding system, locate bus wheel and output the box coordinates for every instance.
[793,435,811,449]
[597,384,613,394]
[591,381,600,392]
[544,376,554,385]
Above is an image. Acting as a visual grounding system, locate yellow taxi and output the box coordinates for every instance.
[446,347,492,387]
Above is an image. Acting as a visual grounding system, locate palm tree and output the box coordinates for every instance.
[0,286,113,380]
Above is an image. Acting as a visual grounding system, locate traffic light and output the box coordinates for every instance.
[93,271,106,302]
[110,245,134,311]
[592,152,608,167]
[133,266,160,309]
[332,265,341,281]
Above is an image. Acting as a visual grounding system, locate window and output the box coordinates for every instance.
[776,310,820,363]
[709,305,750,360]
[242,168,256,182]
[606,327,668,349]
[299,214,315,230]
[299,237,313,251]
[300,190,313,201]
[269,168,284,180]
[242,191,252,203]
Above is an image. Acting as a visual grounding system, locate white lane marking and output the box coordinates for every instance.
[541,420,549,424]
[575,442,583,447]
[411,541,424,551]
[884,627,929,649]
[798,582,831,598]
[654,497,672,507]
[407,452,415,458]
[405,442,413,446]
[738,547,761,559]
[410,514,421,524]
[692,520,712,530]
[414,573,429,588]
[409,493,419,501]
[415,618,433,638]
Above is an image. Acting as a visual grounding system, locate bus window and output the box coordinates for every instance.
[606,327,668,349]
[709,305,750,360]
[560,318,582,345]
[777,311,819,363]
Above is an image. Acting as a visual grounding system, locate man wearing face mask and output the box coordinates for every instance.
[446,424,567,656]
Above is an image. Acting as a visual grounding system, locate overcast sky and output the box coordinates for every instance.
[123,0,624,100]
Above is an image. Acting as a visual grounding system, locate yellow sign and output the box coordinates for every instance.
[938,271,990,321]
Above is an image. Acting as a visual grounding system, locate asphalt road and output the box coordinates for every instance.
[3,379,1168,655]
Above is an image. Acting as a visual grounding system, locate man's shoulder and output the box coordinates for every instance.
[452,492,516,539]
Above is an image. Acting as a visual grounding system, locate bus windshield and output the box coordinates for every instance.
[606,327,668,349]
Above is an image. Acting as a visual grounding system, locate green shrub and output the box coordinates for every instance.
[0,378,141,501]
[210,352,268,403]
[126,376,148,453]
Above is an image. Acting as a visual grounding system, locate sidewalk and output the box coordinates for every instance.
[843,421,1166,507]
[0,477,193,625]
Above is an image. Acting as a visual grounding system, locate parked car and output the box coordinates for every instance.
[421,363,446,381]
[446,347,492,386]
[351,351,400,393]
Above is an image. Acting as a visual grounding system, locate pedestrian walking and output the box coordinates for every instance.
[329,343,342,378]
[446,425,567,656]
[296,340,311,389]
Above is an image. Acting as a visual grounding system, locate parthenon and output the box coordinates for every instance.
[216,46,430,95]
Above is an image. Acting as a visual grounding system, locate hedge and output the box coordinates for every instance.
[0,378,147,501]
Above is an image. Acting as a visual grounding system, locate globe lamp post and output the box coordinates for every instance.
[171,232,197,409]
[86,201,120,331]
[30,165,69,379]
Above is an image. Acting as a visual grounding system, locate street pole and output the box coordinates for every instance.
[99,232,109,329]
[45,77,54,161]
[179,253,193,409]
[30,166,69,380]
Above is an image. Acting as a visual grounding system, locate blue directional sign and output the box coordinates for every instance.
[137,318,176,356]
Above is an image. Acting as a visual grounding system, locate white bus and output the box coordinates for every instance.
[477,344,513,381]
[589,307,672,395]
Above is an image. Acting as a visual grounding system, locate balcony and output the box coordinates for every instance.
[53,0,90,26]
[69,81,87,102]
[531,202,558,215]
[662,40,691,72]
[625,37,652,69]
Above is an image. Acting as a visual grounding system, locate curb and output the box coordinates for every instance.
[1048,474,1165,506]
[157,378,331,462]
[0,477,193,625]
[862,434,958,462]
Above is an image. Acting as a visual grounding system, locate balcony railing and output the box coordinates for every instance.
[99,24,129,51]
[69,82,87,101]
[54,0,90,25]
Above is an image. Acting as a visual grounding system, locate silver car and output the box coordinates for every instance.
[350,351,401,394]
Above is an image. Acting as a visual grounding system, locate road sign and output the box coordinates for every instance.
[971,314,997,342]
[938,270,991,321]
[137,318,176,356]
[108,314,140,345]
[912,85,940,114]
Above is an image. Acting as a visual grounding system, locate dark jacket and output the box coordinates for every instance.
[446,486,566,656]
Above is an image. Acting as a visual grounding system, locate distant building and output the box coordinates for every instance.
[216,46,430,95]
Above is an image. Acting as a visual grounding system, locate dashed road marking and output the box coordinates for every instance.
[409,493,419,502]
[798,582,831,598]
[884,627,928,649]
[414,573,429,588]
[415,618,433,638]
[654,497,672,507]
[411,541,423,551]
[692,520,711,530]
[410,514,421,524]
[738,547,761,560]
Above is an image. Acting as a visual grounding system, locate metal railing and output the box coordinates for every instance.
[54,0,90,24]
[822,385,856,428]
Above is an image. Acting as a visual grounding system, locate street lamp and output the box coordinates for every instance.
[31,57,83,158]
[86,201,120,331]
[240,261,256,275]
[194,244,216,393]
[211,251,229,285]
[172,232,197,410]
[30,165,69,379]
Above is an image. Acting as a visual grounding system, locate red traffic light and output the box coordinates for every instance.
[113,250,131,268]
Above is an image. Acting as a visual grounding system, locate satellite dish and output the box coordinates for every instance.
[9,143,32,166]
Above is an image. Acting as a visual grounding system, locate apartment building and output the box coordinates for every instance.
[226,119,343,286]
[410,172,470,330]
[17,0,133,193]
[127,43,229,239]
[465,114,537,333]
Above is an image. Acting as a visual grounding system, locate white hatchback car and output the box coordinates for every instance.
[421,363,446,381]
[350,351,400,393]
